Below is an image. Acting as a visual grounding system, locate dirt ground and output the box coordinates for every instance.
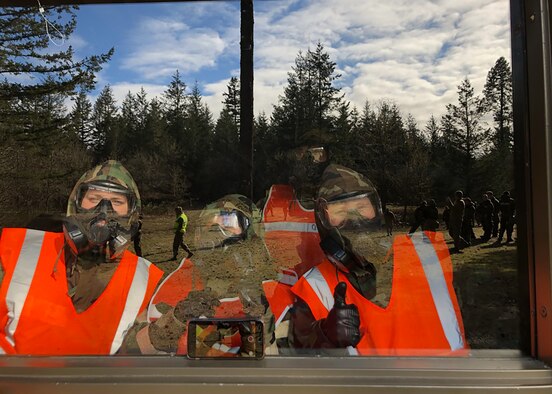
[138,210,520,350]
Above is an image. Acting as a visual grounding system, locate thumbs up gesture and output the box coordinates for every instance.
[322,282,361,348]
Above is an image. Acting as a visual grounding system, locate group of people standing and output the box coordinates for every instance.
[444,190,516,253]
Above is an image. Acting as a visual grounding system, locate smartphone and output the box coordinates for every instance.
[187,318,264,359]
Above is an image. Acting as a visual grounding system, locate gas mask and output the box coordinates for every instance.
[315,168,385,299]
[64,161,141,260]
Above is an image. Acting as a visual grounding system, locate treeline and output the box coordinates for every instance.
[254,45,513,212]
[1,5,513,216]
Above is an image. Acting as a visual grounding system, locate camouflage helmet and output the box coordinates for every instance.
[67,160,141,222]
[317,164,380,202]
[195,194,261,249]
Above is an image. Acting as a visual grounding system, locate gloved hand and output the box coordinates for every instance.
[322,282,361,348]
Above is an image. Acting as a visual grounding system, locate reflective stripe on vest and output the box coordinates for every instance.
[302,233,464,352]
[263,222,318,233]
[4,229,44,347]
[409,232,464,351]
[303,267,334,312]
[110,256,152,354]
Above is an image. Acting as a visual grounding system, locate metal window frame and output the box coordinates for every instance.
[1,0,552,392]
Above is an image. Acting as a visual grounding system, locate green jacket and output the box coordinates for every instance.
[174,213,188,234]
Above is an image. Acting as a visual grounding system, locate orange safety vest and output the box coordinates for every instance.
[0,228,163,355]
[147,257,203,322]
[262,185,325,277]
[145,256,251,355]
[291,231,468,356]
[261,185,326,324]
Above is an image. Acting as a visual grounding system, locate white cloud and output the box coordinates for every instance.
[81,0,511,127]
[251,0,511,126]
[121,19,227,79]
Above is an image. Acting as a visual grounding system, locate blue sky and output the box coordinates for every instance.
[64,0,511,127]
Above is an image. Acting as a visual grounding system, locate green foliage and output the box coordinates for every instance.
[441,78,486,195]
[0,6,113,101]
[0,16,515,219]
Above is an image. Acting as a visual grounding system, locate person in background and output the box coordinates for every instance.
[477,193,494,242]
[486,190,500,238]
[172,206,193,260]
[422,199,439,232]
[448,191,466,253]
[408,201,427,234]
[384,208,398,236]
[0,160,163,355]
[461,197,476,246]
[497,191,516,244]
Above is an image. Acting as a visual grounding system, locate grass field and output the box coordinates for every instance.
[137,210,519,350]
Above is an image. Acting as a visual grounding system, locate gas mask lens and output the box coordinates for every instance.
[195,210,247,249]
[325,193,380,230]
[78,183,131,216]
[216,211,243,236]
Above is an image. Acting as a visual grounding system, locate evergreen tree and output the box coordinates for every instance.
[120,91,137,157]
[424,115,449,203]
[91,85,118,161]
[223,76,240,128]
[185,82,214,199]
[271,43,343,149]
[119,88,151,156]
[252,112,272,198]
[69,90,93,148]
[395,115,431,214]
[354,101,406,207]
[162,70,188,144]
[146,97,167,151]
[477,57,515,197]
[442,78,486,195]
[483,57,513,151]
[268,43,344,192]
[0,6,112,102]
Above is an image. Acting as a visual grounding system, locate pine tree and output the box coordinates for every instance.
[483,57,513,151]
[69,90,93,148]
[442,78,486,195]
[91,85,118,161]
[271,43,343,149]
[478,57,515,197]
[0,6,112,101]
[185,82,214,199]
[223,76,240,128]
[162,70,187,144]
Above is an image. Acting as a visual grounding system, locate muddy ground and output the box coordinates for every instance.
[138,209,520,350]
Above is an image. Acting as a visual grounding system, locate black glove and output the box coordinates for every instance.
[322,282,361,348]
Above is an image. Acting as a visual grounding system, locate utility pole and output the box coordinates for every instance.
[240,0,254,199]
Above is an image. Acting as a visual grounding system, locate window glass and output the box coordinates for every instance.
[0,0,517,357]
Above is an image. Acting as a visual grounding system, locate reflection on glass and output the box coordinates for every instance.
[0,0,517,356]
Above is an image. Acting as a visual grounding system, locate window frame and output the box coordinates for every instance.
[0,0,551,391]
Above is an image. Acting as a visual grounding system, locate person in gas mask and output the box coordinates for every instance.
[0,160,163,355]
[289,164,467,356]
[136,194,277,355]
